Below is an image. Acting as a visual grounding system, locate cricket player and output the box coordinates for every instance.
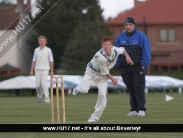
[72,36,134,122]
[30,35,54,104]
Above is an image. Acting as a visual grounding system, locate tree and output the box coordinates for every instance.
[61,20,112,73]
[29,0,111,69]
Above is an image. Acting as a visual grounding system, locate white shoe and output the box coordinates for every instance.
[45,101,50,104]
[87,118,98,123]
[72,88,79,96]
[127,111,138,116]
[137,111,145,116]
[44,98,50,104]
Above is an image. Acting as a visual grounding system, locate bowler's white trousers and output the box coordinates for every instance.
[35,69,50,103]
[76,67,108,121]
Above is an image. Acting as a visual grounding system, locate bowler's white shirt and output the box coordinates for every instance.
[32,46,54,70]
[89,46,124,75]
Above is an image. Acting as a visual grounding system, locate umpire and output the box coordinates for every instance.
[115,17,151,116]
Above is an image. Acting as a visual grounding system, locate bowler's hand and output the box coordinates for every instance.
[126,56,134,66]
[112,78,118,85]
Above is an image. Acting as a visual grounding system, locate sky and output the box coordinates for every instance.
[1,0,134,20]
[99,0,134,20]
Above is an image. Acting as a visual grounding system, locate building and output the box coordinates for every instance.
[0,63,20,75]
[0,0,32,74]
[106,0,183,74]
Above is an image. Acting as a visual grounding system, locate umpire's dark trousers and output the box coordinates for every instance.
[120,65,146,112]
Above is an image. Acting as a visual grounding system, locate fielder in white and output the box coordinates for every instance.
[72,36,134,122]
[30,35,54,104]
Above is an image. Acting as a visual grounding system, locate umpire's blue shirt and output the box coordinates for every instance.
[115,29,151,69]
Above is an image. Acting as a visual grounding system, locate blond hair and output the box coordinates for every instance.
[38,35,47,41]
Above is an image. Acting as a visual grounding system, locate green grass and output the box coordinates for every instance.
[0,92,183,137]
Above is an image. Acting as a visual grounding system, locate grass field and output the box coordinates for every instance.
[0,92,183,138]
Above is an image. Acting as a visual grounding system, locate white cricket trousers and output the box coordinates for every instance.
[35,69,50,103]
[76,68,108,121]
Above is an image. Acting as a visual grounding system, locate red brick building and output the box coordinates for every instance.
[106,0,183,74]
[0,0,32,73]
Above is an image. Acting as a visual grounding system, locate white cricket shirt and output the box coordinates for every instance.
[88,46,124,75]
[32,46,54,70]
